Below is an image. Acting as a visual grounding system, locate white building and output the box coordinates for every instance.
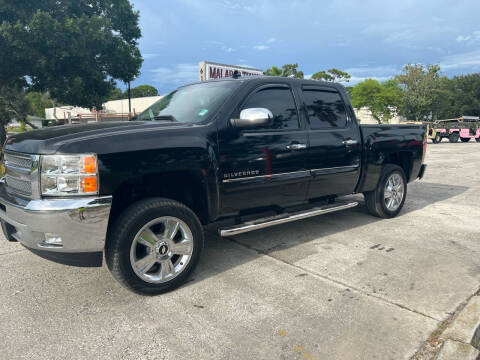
[354,107,406,124]
[45,96,163,121]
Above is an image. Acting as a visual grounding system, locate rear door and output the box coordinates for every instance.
[218,83,310,213]
[300,85,362,198]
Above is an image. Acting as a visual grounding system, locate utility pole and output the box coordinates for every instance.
[128,81,132,120]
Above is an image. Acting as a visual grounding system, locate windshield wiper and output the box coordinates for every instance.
[153,115,177,122]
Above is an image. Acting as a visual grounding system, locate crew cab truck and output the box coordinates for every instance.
[0,77,427,295]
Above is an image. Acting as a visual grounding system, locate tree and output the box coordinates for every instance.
[107,84,159,101]
[281,64,304,78]
[24,92,51,118]
[311,68,351,82]
[264,66,283,76]
[443,74,480,118]
[130,85,159,98]
[264,64,304,78]
[0,0,143,109]
[395,64,442,121]
[311,71,334,82]
[0,83,36,145]
[350,79,402,123]
[108,87,125,101]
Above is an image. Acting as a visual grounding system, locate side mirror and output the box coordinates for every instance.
[230,108,274,129]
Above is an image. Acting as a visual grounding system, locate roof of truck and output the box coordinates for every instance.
[183,75,347,91]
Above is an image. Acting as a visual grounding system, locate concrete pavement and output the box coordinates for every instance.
[1,141,479,359]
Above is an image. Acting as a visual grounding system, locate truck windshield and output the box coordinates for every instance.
[137,81,241,123]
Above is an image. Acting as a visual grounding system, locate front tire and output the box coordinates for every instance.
[364,164,407,219]
[476,137,480,143]
[433,134,442,143]
[106,198,204,295]
[460,137,470,143]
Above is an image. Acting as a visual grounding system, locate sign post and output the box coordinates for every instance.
[199,61,263,81]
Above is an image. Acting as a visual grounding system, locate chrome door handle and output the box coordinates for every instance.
[342,139,358,146]
[286,143,307,150]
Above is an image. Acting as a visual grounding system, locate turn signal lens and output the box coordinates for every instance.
[83,156,97,174]
[82,177,97,193]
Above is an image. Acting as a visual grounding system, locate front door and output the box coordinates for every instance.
[300,85,362,198]
[218,84,310,214]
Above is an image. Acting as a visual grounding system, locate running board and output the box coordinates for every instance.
[219,201,358,237]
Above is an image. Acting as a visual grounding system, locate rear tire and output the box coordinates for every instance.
[460,137,470,143]
[449,133,459,143]
[364,164,407,219]
[476,137,480,143]
[105,198,204,295]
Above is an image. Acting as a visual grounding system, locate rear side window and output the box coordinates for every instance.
[302,89,348,129]
[241,87,299,130]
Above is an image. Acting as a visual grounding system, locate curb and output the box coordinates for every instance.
[435,294,480,360]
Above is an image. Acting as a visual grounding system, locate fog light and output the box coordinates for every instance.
[44,233,63,246]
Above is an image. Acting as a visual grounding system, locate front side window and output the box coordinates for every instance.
[241,87,299,130]
[138,81,241,123]
[302,89,348,129]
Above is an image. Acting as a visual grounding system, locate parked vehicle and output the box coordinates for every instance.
[427,116,480,143]
[0,77,427,294]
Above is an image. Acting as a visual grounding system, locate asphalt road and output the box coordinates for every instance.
[1,141,479,360]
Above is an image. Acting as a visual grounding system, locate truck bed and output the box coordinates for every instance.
[357,124,426,193]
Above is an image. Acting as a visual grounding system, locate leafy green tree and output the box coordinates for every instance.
[350,79,402,123]
[107,85,159,101]
[444,74,480,118]
[432,77,456,119]
[130,85,159,98]
[0,0,143,109]
[0,83,36,144]
[395,64,442,121]
[108,87,125,101]
[264,64,304,78]
[312,69,351,82]
[281,64,304,78]
[311,71,335,82]
[264,66,283,76]
[24,92,51,118]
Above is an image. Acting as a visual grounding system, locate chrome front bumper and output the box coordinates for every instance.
[0,182,112,266]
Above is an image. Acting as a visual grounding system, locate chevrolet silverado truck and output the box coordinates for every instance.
[0,77,427,295]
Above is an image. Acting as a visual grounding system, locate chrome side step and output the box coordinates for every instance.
[219,201,358,237]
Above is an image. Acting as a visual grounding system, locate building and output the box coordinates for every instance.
[44,96,163,123]
[354,107,406,124]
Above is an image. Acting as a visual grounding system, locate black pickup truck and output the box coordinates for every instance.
[1,77,427,294]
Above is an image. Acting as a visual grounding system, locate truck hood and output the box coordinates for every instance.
[4,121,189,155]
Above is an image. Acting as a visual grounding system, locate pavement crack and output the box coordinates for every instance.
[221,234,440,322]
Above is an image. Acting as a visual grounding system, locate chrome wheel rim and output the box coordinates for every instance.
[130,216,194,284]
[384,173,404,211]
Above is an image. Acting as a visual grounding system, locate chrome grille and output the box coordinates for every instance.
[3,151,37,198]
[4,153,33,169]
[5,176,32,196]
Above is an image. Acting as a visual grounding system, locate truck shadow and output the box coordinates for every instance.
[187,181,469,287]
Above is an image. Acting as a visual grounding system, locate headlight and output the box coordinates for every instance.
[41,154,98,196]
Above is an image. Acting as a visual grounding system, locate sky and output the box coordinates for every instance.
[128,0,480,94]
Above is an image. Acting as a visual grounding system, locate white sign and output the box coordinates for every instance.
[199,61,263,81]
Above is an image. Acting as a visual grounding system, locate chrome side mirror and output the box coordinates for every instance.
[230,108,274,129]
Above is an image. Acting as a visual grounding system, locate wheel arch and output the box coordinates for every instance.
[107,170,211,231]
[383,151,413,181]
